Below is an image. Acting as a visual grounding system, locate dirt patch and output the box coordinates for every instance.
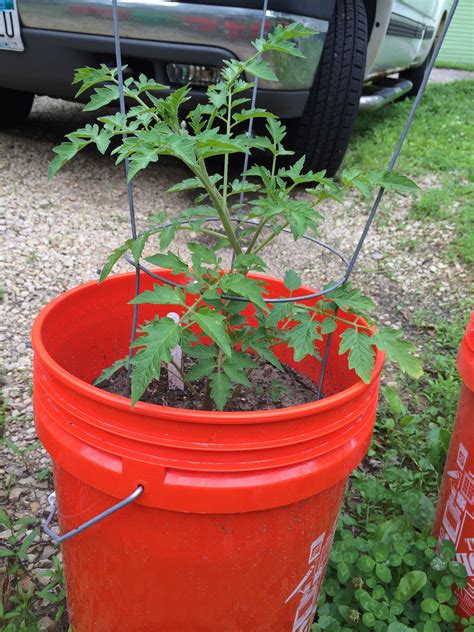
[96,359,320,411]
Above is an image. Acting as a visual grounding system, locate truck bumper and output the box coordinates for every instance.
[0,28,313,118]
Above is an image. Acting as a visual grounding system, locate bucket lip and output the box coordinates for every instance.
[32,270,385,424]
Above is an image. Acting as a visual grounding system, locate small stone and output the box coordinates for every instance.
[8,487,23,501]
[30,501,40,513]
[38,616,56,631]
[371,251,384,261]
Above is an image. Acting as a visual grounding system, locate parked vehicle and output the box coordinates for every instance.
[0,0,448,174]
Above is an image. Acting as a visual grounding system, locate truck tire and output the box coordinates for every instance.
[0,88,34,128]
[289,0,367,176]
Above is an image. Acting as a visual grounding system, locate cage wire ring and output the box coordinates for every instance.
[122,217,350,304]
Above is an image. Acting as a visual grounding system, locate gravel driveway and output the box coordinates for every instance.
[1,94,471,628]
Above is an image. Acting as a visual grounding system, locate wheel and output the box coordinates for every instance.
[0,87,34,128]
[399,41,435,98]
[288,0,368,176]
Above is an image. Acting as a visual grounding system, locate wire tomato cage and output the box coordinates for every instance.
[110,0,459,399]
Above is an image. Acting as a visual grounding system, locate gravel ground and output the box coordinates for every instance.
[0,95,472,628]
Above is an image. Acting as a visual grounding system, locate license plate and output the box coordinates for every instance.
[0,0,24,51]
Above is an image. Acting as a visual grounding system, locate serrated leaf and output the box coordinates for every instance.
[192,309,231,357]
[325,284,375,314]
[245,58,278,82]
[186,358,216,381]
[49,139,89,178]
[83,85,119,111]
[146,252,189,274]
[284,270,301,291]
[222,352,257,386]
[209,371,232,410]
[99,240,131,283]
[93,357,128,386]
[265,303,293,328]
[371,328,423,379]
[232,108,276,124]
[321,317,337,335]
[130,318,181,405]
[374,170,420,193]
[220,274,267,311]
[287,313,322,362]
[338,328,375,383]
[129,284,185,306]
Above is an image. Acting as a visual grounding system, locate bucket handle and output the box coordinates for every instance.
[42,485,144,544]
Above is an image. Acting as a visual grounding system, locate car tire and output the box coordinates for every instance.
[0,88,34,128]
[288,0,367,176]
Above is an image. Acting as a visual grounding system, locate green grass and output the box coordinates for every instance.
[344,80,474,263]
[345,80,474,178]
[436,61,474,72]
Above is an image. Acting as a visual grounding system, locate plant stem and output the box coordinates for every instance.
[253,222,289,254]
[168,358,203,402]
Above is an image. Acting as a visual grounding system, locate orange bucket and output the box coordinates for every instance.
[433,313,474,622]
[32,270,384,631]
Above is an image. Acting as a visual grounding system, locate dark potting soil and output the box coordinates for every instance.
[96,359,320,411]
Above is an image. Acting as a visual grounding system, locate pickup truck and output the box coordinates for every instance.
[0,0,449,175]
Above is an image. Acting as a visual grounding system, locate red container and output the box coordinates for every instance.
[32,270,384,631]
[433,314,474,621]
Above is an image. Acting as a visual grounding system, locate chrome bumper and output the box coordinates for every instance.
[17,1,327,90]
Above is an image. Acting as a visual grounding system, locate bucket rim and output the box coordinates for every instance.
[32,270,385,424]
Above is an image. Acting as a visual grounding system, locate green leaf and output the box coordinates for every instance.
[371,328,423,379]
[167,175,221,193]
[357,555,375,574]
[222,356,254,387]
[265,303,293,328]
[338,328,375,383]
[83,85,119,111]
[193,309,231,357]
[287,313,322,362]
[435,583,452,603]
[130,317,181,405]
[233,253,267,273]
[73,64,117,96]
[375,563,392,584]
[127,146,159,181]
[146,252,189,275]
[93,357,128,386]
[186,357,216,381]
[325,284,376,314]
[284,270,301,291]
[188,242,219,271]
[439,604,456,623]
[373,170,420,193]
[49,139,89,178]
[421,598,439,614]
[129,284,185,306]
[220,274,267,311]
[209,371,232,410]
[321,318,337,335]
[394,571,427,603]
[0,547,16,558]
[99,240,131,283]
[245,58,278,82]
[233,108,276,124]
[337,561,351,583]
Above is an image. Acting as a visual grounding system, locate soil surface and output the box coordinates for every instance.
[97,360,320,411]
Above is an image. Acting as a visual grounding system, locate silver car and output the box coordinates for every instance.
[0,0,449,174]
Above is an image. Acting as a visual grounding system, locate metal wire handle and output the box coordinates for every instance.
[42,486,144,544]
